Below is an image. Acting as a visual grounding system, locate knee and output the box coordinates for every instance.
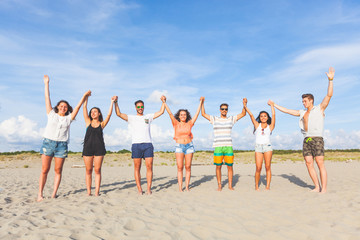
[185,165,191,172]
[305,161,313,168]
[265,165,271,171]
[94,167,101,175]
[86,168,93,175]
[54,167,63,175]
[146,164,153,171]
[41,167,50,175]
[256,166,262,173]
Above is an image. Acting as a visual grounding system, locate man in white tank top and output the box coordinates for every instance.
[270,67,334,193]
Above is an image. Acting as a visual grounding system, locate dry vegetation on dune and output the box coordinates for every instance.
[0,149,359,169]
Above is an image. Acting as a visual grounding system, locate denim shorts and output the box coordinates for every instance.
[255,143,272,153]
[175,142,195,155]
[131,143,154,159]
[40,138,68,158]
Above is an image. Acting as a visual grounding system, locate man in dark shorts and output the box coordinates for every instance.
[270,67,334,193]
[115,97,165,194]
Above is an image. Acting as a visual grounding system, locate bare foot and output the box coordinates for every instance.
[310,188,320,193]
[320,189,327,194]
[137,190,143,195]
[51,193,57,199]
[265,187,270,190]
[146,190,152,195]
[37,195,44,202]
[228,187,235,191]
[95,193,100,196]
[255,188,260,191]
[185,188,190,192]
[217,185,222,191]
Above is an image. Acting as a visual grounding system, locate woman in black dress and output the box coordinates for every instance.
[82,94,117,196]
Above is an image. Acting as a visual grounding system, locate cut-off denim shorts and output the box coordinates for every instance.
[40,138,68,158]
[175,142,195,155]
[255,143,272,153]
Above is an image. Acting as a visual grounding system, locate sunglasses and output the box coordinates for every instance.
[220,108,228,111]
[137,106,144,109]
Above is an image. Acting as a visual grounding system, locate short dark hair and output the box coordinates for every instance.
[302,94,314,102]
[134,100,144,106]
[174,109,192,122]
[54,100,73,116]
[220,103,228,109]
[89,107,103,122]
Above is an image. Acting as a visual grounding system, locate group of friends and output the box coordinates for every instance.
[37,67,335,202]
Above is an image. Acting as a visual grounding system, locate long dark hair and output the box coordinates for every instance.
[89,107,103,122]
[174,109,192,122]
[54,100,73,116]
[254,111,271,133]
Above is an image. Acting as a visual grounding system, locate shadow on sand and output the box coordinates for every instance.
[279,174,313,189]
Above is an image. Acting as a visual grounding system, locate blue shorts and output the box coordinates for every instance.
[175,142,195,155]
[255,143,272,153]
[131,143,154,159]
[40,138,68,158]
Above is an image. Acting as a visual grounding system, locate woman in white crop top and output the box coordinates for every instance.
[37,75,90,202]
[243,98,276,191]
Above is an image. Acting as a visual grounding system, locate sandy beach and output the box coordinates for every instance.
[0,152,359,240]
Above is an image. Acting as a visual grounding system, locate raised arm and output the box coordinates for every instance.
[101,96,116,129]
[83,95,91,126]
[189,97,204,125]
[268,100,276,131]
[153,98,166,120]
[161,96,178,125]
[272,101,300,116]
[243,98,259,129]
[320,67,334,111]
[236,100,246,121]
[114,98,128,121]
[201,97,211,121]
[43,75,52,114]
[71,90,91,120]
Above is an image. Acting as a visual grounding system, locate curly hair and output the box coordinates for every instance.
[54,100,73,116]
[174,109,192,122]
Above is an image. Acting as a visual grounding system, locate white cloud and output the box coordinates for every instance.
[0,115,42,143]
[147,90,169,103]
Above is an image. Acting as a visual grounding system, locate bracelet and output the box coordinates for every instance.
[114,100,117,103]
[328,78,333,81]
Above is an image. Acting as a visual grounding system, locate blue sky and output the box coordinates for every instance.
[0,0,360,152]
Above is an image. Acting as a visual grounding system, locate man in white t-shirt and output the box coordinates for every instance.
[271,67,334,193]
[115,97,165,195]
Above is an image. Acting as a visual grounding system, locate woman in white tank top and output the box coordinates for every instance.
[243,98,276,191]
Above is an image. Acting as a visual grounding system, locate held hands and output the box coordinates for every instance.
[84,90,92,97]
[43,75,50,84]
[160,95,166,103]
[200,96,205,102]
[243,98,248,107]
[268,99,274,106]
[326,67,335,81]
[111,96,118,103]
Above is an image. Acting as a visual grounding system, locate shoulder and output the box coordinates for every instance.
[299,109,306,117]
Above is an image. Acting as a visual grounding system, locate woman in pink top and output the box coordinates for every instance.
[161,96,204,191]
